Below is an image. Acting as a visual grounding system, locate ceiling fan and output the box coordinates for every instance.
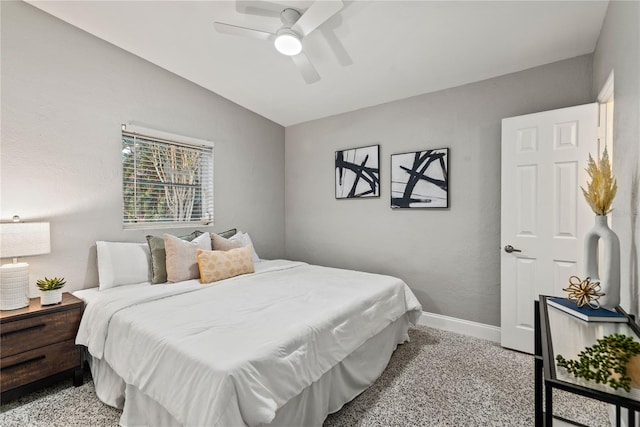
[214,1,344,84]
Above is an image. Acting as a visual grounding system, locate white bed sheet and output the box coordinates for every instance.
[75,260,422,427]
[72,286,101,304]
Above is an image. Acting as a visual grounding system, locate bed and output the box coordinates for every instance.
[74,258,422,426]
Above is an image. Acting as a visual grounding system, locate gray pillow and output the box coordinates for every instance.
[146,231,202,284]
[218,228,237,239]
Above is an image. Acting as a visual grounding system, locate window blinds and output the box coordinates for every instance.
[122,129,214,228]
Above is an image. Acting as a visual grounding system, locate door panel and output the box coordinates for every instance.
[515,258,536,330]
[517,165,537,236]
[554,162,578,238]
[501,103,598,353]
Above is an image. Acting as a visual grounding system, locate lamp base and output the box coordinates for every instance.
[0,262,30,310]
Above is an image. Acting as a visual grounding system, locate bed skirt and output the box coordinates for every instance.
[88,313,412,427]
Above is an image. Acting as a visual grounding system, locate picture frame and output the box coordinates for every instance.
[335,144,380,199]
[391,148,449,208]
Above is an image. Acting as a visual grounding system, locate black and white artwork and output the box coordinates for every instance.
[391,148,449,208]
[335,144,380,199]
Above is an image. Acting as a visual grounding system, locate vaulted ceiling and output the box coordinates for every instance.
[28,1,609,126]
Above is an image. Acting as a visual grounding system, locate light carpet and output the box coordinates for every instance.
[1,325,610,426]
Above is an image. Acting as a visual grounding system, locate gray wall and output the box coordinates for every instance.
[592,0,640,317]
[285,56,593,326]
[0,1,285,295]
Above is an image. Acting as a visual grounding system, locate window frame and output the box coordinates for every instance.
[121,124,214,230]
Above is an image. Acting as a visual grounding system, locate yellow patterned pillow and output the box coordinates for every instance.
[197,245,255,284]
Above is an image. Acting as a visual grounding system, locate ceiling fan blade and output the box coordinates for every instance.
[213,22,274,41]
[235,1,282,18]
[291,0,344,37]
[291,51,320,84]
[319,27,352,67]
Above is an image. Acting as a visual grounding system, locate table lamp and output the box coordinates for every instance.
[0,216,51,310]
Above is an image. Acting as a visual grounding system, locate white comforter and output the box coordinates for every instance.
[76,260,422,426]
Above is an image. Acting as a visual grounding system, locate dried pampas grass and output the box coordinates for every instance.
[581,148,617,215]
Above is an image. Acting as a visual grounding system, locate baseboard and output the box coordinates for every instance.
[417,311,501,343]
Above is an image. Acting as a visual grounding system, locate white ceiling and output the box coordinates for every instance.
[27,0,609,127]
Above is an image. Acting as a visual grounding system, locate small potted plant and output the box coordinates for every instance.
[557,333,640,392]
[37,277,66,305]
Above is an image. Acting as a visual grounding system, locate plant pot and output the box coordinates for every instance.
[608,354,640,390]
[40,289,62,306]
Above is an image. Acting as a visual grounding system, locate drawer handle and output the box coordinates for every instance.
[0,323,45,338]
[1,355,46,372]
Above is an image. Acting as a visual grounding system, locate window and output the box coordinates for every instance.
[122,125,214,229]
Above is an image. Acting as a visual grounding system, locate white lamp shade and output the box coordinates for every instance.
[0,222,50,259]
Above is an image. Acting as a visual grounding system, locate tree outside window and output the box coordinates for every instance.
[122,129,213,228]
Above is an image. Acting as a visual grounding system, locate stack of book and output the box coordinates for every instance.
[547,297,627,322]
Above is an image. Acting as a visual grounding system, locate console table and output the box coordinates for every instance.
[535,295,640,427]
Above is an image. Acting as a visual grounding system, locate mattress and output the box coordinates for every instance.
[74,259,422,426]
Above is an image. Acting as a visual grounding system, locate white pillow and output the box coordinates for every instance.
[96,241,151,290]
[229,232,260,263]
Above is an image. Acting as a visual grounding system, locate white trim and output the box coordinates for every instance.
[122,221,212,231]
[597,70,614,103]
[596,71,614,160]
[417,311,501,343]
[124,123,214,148]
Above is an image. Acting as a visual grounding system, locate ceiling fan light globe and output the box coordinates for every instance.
[274,32,302,56]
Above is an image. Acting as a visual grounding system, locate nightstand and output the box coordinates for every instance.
[0,292,83,401]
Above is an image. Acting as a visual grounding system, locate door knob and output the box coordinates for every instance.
[504,245,522,253]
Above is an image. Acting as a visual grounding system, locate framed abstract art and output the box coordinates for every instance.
[335,144,380,199]
[391,148,449,208]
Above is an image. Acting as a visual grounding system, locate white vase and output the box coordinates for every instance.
[40,289,62,306]
[583,215,620,309]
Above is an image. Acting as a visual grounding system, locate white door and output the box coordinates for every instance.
[501,103,598,354]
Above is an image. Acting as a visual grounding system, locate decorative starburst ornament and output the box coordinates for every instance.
[563,276,605,308]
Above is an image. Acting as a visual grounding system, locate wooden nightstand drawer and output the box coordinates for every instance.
[0,293,84,401]
[1,308,81,357]
[0,339,80,392]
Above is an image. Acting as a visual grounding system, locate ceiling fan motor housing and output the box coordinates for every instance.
[280,8,302,26]
[275,9,303,56]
